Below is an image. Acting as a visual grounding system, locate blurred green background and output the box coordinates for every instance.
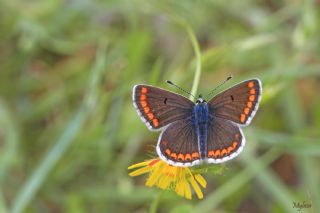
[1,0,320,212]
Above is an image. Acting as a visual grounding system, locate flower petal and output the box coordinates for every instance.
[129,166,151,177]
[128,160,152,170]
[128,158,208,200]
[188,176,204,199]
[194,174,207,188]
[182,180,192,200]
[146,162,165,187]
[175,182,183,197]
[158,173,171,189]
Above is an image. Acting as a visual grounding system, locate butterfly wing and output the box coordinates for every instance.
[133,85,194,131]
[208,79,262,126]
[206,117,245,163]
[157,119,201,167]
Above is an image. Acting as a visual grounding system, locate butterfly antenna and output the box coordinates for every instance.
[166,80,195,98]
[206,76,232,99]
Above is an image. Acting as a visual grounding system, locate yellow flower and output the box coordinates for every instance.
[128,159,207,200]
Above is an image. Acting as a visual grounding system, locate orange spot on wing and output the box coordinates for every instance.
[140,95,146,101]
[141,87,148,94]
[232,141,238,149]
[144,107,150,113]
[140,101,147,107]
[249,95,255,102]
[147,113,154,120]
[208,150,215,157]
[165,149,171,155]
[178,154,184,161]
[227,146,234,154]
[250,89,256,94]
[240,114,246,123]
[185,154,192,161]
[244,107,250,115]
[247,101,253,108]
[215,150,221,157]
[248,81,254,88]
[170,153,177,159]
[192,152,199,159]
[221,149,227,156]
[152,119,159,127]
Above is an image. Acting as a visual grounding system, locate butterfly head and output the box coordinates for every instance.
[196,94,206,104]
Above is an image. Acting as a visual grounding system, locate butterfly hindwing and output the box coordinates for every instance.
[206,117,245,163]
[208,79,262,126]
[157,119,201,167]
[133,85,194,130]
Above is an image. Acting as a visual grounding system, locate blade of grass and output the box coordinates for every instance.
[251,128,320,156]
[299,156,320,212]
[0,100,19,184]
[186,22,201,101]
[0,192,8,213]
[241,151,297,213]
[11,41,108,213]
[282,81,320,212]
[0,100,20,213]
[166,12,202,101]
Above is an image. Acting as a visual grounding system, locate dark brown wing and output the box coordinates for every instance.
[208,79,262,126]
[157,119,201,167]
[133,85,194,131]
[206,117,245,163]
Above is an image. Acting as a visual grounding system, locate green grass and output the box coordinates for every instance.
[1,0,320,212]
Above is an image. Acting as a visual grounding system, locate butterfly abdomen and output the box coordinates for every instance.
[193,103,209,159]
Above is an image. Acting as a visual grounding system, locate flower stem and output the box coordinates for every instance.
[186,25,202,101]
[169,15,202,101]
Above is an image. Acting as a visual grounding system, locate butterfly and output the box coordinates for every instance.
[132,79,262,167]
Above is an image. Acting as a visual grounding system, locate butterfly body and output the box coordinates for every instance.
[193,99,209,159]
[133,79,262,167]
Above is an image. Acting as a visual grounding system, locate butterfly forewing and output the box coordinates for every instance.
[157,119,201,167]
[208,79,262,126]
[206,117,245,163]
[133,85,194,130]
